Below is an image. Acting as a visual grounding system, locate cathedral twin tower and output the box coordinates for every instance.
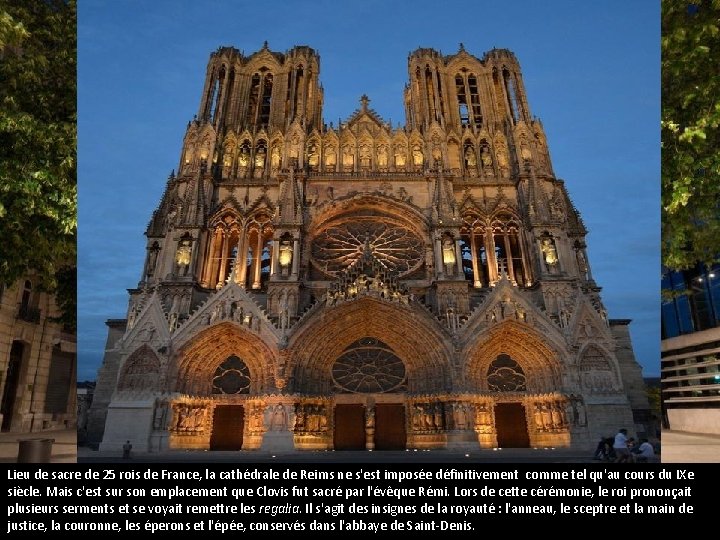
[88,43,651,453]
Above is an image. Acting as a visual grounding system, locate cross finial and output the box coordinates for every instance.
[360,94,370,111]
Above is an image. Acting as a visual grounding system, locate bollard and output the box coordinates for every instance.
[17,438,55,463]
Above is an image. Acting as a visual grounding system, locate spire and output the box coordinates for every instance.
[524,162,549,223]
[179,167,208,227]
[146,172,177,236]
[433,169,457,223]
[276,167,303,226]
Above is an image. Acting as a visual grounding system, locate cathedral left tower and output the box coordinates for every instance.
[86,44,324,450]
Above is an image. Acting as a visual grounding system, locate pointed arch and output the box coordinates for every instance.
[118,345,161,392]
[175,323,277,395]
[307,195,429,280]
[464,320,563,393]
[289,298,453,394]
[578,344,620,394]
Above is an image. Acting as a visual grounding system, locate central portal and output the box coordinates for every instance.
[494,402,530,448]
[209,405,244,450]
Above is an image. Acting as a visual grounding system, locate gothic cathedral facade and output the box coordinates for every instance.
[87,44,651,453]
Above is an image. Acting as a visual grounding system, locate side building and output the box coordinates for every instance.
[87,43,652,453]
[0,278,77,433]
[661,263,720,434]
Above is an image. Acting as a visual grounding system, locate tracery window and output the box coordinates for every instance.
[460,212,528,287]
[311,220,424,278]
[487,354,526,392]
[202,210,273,289]
[212,355,251,394]
[332,338,407,393]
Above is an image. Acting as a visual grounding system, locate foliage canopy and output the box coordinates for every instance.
[0,0,76,328]
[662,0,720,270]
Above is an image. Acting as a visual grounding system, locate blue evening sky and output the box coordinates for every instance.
[77,0,660,380]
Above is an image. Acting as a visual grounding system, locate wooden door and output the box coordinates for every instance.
[209,405,244,450]
[374,403,406,450]
[494,403,530,448]
[333,404,366,450]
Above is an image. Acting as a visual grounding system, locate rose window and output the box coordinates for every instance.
[311,220,424,277]
[332,338,407,393]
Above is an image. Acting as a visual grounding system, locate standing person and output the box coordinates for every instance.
[613,428,631,463]
[122,440,132,459]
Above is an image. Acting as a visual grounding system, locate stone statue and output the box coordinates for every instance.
[278,295,289,330]
[533,403,545,431]
[453,403,467,429]
[190,407,205,431]
[480,145,493,167]
[377,147,388,167]
[464,147,477,168]
[238,149,250,168]
[254,148,266,168]
[271,146,281,172]
[168,311,178,332]
[540,237,558,266]
[270,404,287,431]
[442,237,456,268]
[365,407,375,429]
[412,146,423,166]
[577,250,589,279]
[307,144,319,169]
[294,404,306,432]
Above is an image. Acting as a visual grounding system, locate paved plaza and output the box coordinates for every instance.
[1,428,717,464]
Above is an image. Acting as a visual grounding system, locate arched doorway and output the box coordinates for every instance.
[464,320,566,448]
[172,322,277,451]
[208,356,250,451]
[488,354,530,448]
[331,337,407,450]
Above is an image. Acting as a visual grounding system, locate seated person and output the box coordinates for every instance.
[633,438,656,463]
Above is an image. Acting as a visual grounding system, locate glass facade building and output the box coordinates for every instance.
[661,263,720,432]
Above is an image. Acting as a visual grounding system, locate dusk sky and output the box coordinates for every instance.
[77,0,660,381]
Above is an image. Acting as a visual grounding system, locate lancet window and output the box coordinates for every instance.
[502,68,522,124]
[245,71,273,129]
[202,210,274,290]
[455,72,483,129]
[460,212,530,287]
